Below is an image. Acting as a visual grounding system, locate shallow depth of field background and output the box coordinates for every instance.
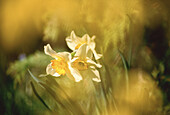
[0,0,170,115]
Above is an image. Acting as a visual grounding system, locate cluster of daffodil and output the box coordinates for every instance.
[44,31,102,82]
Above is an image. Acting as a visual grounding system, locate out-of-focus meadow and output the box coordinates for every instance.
[0,0,170,114]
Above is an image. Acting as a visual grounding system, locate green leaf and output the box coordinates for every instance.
[30,81,51,111]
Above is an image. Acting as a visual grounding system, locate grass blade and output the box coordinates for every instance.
[118,50,129,96]
[30,81,51,111]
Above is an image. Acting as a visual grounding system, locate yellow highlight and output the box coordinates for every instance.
[75,43,82,50]
[75,41,87,50]
[51,58,68,75]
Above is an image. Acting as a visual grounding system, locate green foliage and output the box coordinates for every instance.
[7,51,52,87]
[28,70,104,114]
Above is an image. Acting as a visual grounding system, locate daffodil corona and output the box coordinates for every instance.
[50,58,67,75]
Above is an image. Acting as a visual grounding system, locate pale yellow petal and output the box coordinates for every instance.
[86,58,102,68]
[75,44,88,60]
[87,67,101,82]
[71,57,79,63]
[44,44,59,58]
[67,63,82,82]
[91,36,96,41]
[66,37,77,51]
[70,31,77,39]
[87,48,93,59]
[92,49,102,60]
[89,41,96,50]
[57,52,71,62]
[65,31,80,51]
[82,34,89,43]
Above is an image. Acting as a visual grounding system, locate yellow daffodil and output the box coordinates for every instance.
[66,31,102,60]
[71,44,102,82]
[44,44,82,82]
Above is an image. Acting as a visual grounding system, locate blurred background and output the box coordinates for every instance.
[0,0,170,114]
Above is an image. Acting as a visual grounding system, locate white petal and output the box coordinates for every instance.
[66,37,77,51]
[57,52,71,62]
[88,35,95,46]
[70,31,77,39]
[82,34,89,43]
[67,63,82,82]
[44,44,71,61]
[53,73,60,77]
[88,68,101,82]
[71,57,79,63]
[92,49,102,60]
[92,78,101,82]
[44,44,59,58]
[89,41,96,50]
[87,48,93,59]
[75,44,88,60]
[46,63,60,77]
[65,31,79,51]
[89,42,96,51]
[86,59,102,68]
[91,36,96,41]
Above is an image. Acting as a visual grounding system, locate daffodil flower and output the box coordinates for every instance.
[71,44,102,82]
[66,31,102,60]
[44,44,83,82]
